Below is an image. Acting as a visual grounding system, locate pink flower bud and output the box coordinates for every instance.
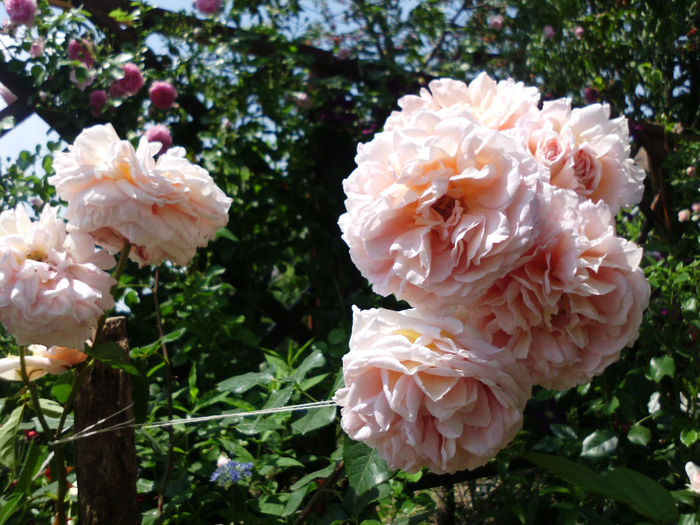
[574,26,584,39]
[687,166,696,177]
[89,89,107,116]
[543,25,555,39]
[67,39,94,68]
[117,63,144,96]
[148,81,177,110]
[678,209,691,222]
[30,37,44,57]
[4,0,36,27]
[145,124,172,154]
[488,14,504,30]
[195,0,221,14]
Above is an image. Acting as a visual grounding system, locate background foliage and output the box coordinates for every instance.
[0,0,699,523]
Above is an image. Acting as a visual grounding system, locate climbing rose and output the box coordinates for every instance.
[4,0,35,26]
[67,38,94,68]
[149,81,177,110]
[89,89,107,116]
[488,14,504,30]
[195,0,221,14]
[50,124,232,267]
[116,63,144,96]
[0,345,87,381]
[145,124,172,154]
[463,186,650,389]
[29,37,44,57]
[334,307,531,473]
[0,205,116,348]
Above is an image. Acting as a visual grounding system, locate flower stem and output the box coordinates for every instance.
[94,241,132,345]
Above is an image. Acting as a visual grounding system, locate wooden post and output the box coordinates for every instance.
[74,316,139,524]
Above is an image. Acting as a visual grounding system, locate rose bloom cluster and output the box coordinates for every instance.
[335,72,649,473]
[0,124,231,380]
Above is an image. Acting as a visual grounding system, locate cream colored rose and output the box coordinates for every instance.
[50,124,232,267]
[334,307,531,474]
[0,345,87,381]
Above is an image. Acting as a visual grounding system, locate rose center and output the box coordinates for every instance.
[431,195,456,221]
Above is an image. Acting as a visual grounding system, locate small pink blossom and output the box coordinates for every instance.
[149,81,177,110]
[488,14,504,30]
[145,124,172,154]
[195,0,221,14]
[691,202,700,213]
[29,37,44,57]
[89,89,107,116]
[4,0,36,27]
[574,26,584,39]
[67,39,94,68]
[69,68,94,91]
[117,63,144,96]
[678,209,691,222]
[543,25,555,39]
[686,462,700,494]
[687,166,696,177]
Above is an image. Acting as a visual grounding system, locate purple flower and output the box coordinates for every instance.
[210,455,253,488]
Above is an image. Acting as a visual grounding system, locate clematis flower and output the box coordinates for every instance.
[463,186,650,389]
[339,103,541,308]
[334,307,531,474]
[50,124,232,267]
[0,345,87,381]
[0,206,116,348]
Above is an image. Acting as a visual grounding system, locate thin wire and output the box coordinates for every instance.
[50,400,337,446]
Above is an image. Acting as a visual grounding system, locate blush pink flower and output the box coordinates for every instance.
[0,345,87,381]
[69,68,94,91]
[524,99,646,214]
[148,81,177,110]
[385,73,541,132]
[145,124,172,154]
[195,0,221,14]
[89,89,107,116]
[4,0,36,27]
[543,25,555,39]
[116,63,144,96]
[686,462,700,494]
[574,26,585,39]
[678,209,691,222]
[488,14,504,30]
[339,106,541,308]
[0,205,116,348]
[29,37,44,57]
[67,38,94,68]
[50,124,232,267]
[334,307,531,474]
[463,186,650,390]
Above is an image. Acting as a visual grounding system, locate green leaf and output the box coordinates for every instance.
[0,493,24,525]
[344,440,391,495]
[289,463,336,491]
[681,429,698,447]
[288,350,325,383]
[606,467,678,522]
[580,430,618,458]
[216,371,274,394]
[627,424,651,446]
[215,227,238,242]
[649,356,675,382]
[90,342,140,375]
[15,440,41,494]
[130,328,186,359]
[291,405,336,434]
[524,452,617,499]
[38,398,64,418]
[0,405,24,469]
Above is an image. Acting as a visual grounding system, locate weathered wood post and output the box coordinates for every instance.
[74,316,139,524]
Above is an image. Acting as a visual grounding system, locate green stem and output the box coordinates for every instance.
[94,241,132,344]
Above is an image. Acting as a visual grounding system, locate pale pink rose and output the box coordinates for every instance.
[145,124,172,154]
[288,91,312,109]
[29,37,44,57]
[574,26,584,39]
[195,0,221,14]
[543,25,555,39]
[0,205,116,348]
[488,14,504,30]
[463,186,650,390]
[49,124,232,267]
[686,462,700,494]
[4,0,36,27]
[678,209,691,222]
[339,110,541,308]
[0,345,87,381]
[687,166,696,177]
[117,63,144,96]
[692,203,700,213]
[149,81,177,110]
[385,73,541,132]
[524,99,645,214]
[334,307,531,474]
[0,82,17,105]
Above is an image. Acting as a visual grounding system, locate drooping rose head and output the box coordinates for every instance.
[117,63,144,96]
[195,0,221,14]
[339,101,541,308]
[67,38,94,68]
[0,205,116,348]
[149,81,177,110]
[4,0,36,26]
[0,345,87,381]
[49,124,232,267]
[464,186,650,389]
[334,307,531,474]
[145,124,172,154]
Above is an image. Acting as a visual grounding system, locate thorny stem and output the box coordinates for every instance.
[153,266,175,524]
[20,347,67,525]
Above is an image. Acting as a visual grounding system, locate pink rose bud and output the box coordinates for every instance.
[145,124,172,154]
[195,0,221,14]
[678,209,691,222]
[687,166,696,177]
[67,39,94,68]
[543,25,555,39]
[4,0,36,27]
[117,63,144,96]
[148,81,177,110]
[574,26,584,39]
[30,37,44,57]
[89,89,107,116]
[488,14,504,30]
